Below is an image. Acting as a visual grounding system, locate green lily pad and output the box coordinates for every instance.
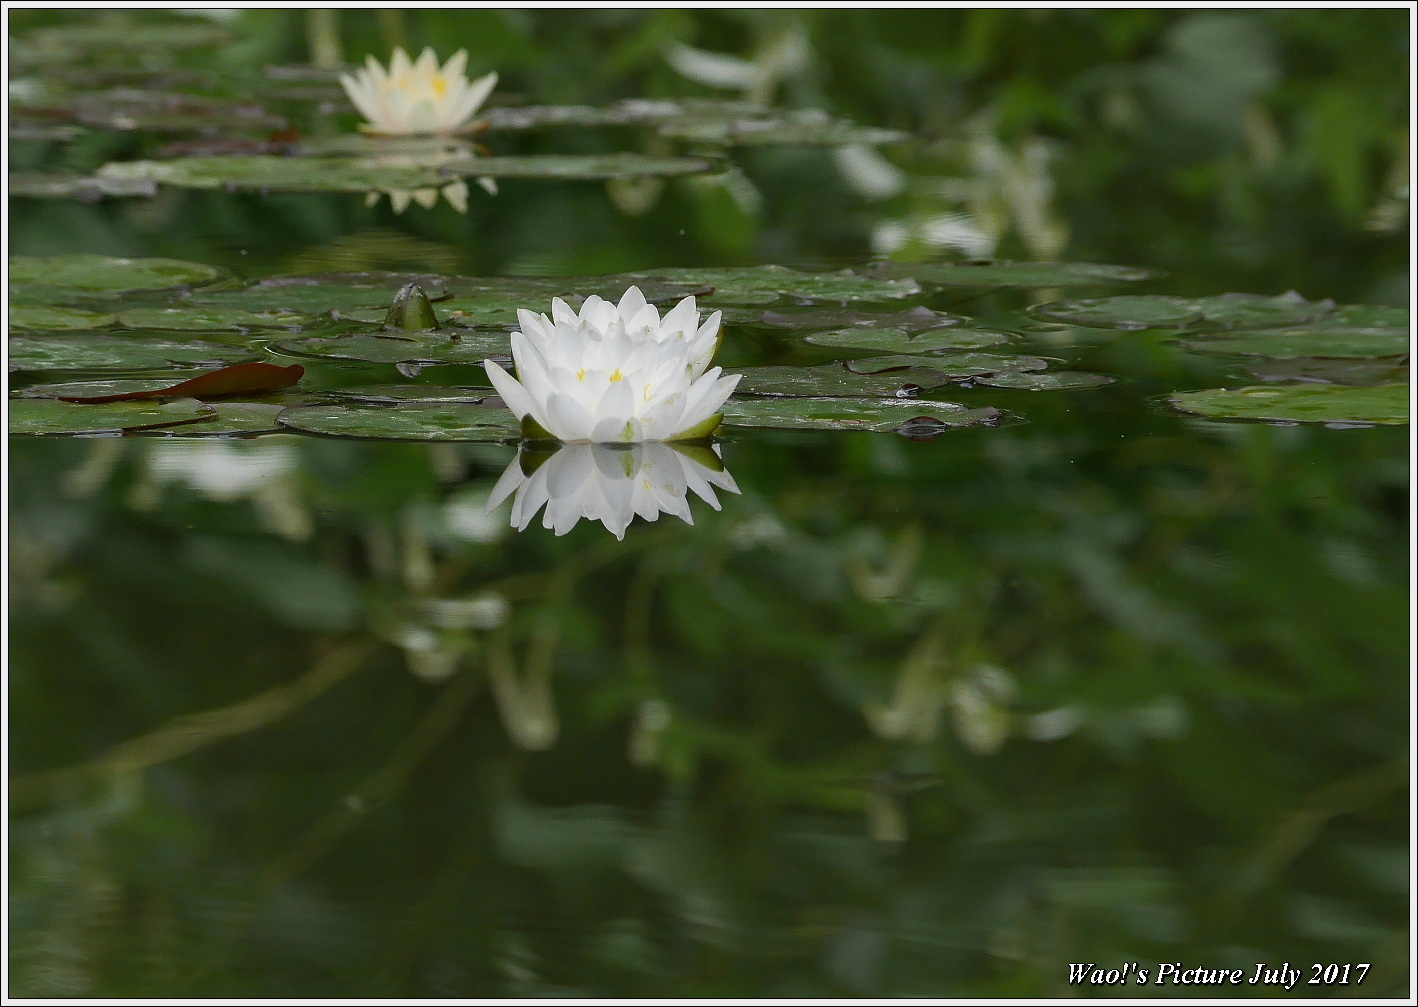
[1244,358,1409,386]
[1032,291,1335,331]
[182,277,441,318]
[276,403,519,441]
[8,335,256,373]
[438,153,722,180]
[8,397,215,435]
[1176,303,1408,359]
[11,376,187,399]
[137,402,289,437]
[844,353,1050,377]
[1188,292,1336,330]
[9,305,116,331]
[97,152,720,194]
[1167,384,1409,425]
[1325,304,1409,328]
[734,363,954,398]
[761,305,967,331]
[1179,327,1408,360]
[9,170,157,200]
[66,92,286,134]
[180,273,711,329]
[620,265,920,305]
[325,385,492,405]
[9,254,222,295]
[115,306,306,332]
[973,371,1116,391]
[722,397,1000,432]
[803,326,1011,353]
[1030,295,1204,330]
[97,156,455,193]
[271,331,510,367]
[891,260,1155,288]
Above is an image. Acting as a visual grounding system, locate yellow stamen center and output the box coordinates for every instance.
[609,370,624,382]
[432,76,447,98]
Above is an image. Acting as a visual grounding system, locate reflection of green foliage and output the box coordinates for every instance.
[8,368,1410,994]
[5,7,1411,998]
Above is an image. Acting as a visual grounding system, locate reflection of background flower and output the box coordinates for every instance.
[488,441,741,539]
[363,176,497,215]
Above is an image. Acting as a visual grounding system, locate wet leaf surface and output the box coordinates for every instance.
[886,260,1155,288]
[1168,384,1409,425]
[9,334,258,373]
[136,401,290,437]
[803,326,1011,353]
[972,371,1117,391]
[722,396,1000,432]
[1032,291,1335,331]
[1030,294,1204,330]
[10,305,117,331]
[271,331,510,367]
[760,305,967,331]
[618,265,920,305]
[10,254,222,295]
[276,402,520,441]
[843,352,1050,376]
[733,363,952,398]
[8,397,216,435]
[115,306,307,331]
[324,385,491,405]
[95,152,720,194]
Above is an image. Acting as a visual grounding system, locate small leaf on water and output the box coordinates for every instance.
[56,362,304,403]
[383,283,441,331]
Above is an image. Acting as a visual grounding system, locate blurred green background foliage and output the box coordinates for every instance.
[6,7,1412,999]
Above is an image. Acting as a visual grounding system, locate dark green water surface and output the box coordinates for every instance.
[6,8,1411,999]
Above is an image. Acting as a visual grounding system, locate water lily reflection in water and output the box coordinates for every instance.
[487,441,740,539]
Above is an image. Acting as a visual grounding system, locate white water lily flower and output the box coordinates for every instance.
[341,47,497,135]
[487,441,740,540]
[484,286,741,443]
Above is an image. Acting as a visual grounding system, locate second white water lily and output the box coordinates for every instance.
[340,47,497,135]
[484,287,741,443]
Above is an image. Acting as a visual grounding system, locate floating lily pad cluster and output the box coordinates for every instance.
[10,18,911,206]
[6,252,1409,436]
[1025,289,1410,425]
[7,253,1162,440]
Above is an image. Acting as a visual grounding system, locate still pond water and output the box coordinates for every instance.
[6,24,1411,999]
